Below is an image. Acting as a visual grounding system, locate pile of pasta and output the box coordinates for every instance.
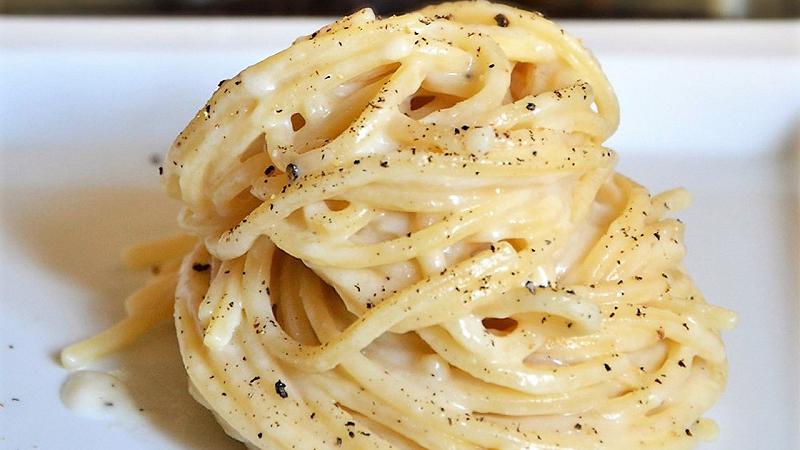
[63,2,736,448]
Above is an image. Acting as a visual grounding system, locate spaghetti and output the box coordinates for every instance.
[62,2,736,448]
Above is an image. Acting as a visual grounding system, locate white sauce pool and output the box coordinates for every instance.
[60,370,138,420]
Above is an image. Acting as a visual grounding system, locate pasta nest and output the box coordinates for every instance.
[161,2,736,449]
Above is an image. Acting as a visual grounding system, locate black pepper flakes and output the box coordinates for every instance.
[493,13,509,27]
[274,379,288,398]
[286,163,300,182]
[192,263,211,272]
[604,363,611,372]
[264,165,275,176]
[526,102,536,111]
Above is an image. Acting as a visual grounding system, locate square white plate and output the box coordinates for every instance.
[1,17,798,450]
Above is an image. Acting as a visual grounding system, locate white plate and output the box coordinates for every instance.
[1,17,798,450]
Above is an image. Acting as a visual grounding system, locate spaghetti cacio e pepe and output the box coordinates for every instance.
[63,2,736,448]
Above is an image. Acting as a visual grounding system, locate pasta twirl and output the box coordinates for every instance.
[62,2,736,448]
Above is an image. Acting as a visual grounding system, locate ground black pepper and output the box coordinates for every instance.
[192,263,211,272]
[286,163,300,182]
[274,379,288,398]
[493,13,509,27]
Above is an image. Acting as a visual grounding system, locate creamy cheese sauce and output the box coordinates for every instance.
[60,370,138,420]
